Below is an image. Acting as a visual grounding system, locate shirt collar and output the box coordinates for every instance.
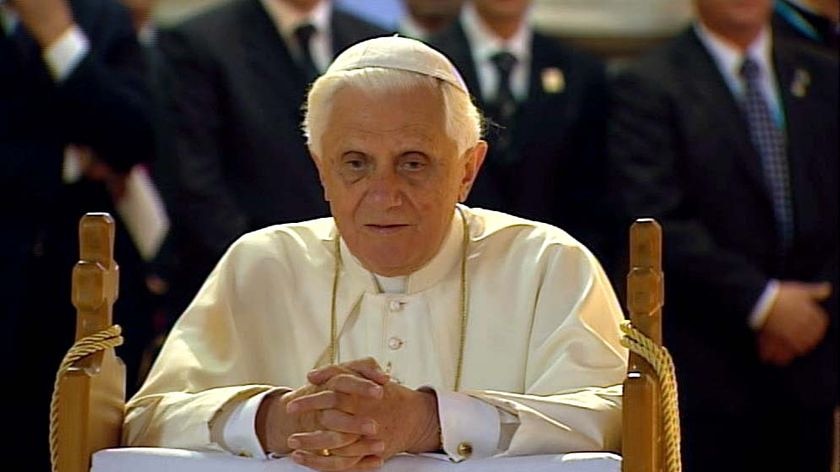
[461,1,531,64]
[694,21,773,82]
[784,0,821,16]
[399,15,431,41]
[339,206,465,295]
[260,0,331,41]
[1,4,18,35]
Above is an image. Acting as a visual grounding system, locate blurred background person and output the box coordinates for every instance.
[773,0,839,50]
[608,0,838,471]
[429,0,614,266]
[0,0,155,469]
[154,0,387,326]
[398,0,463,40]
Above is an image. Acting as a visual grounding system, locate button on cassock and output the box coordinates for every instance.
[388,300,404,312]
[387,336,404,350]
[457,442,473,458]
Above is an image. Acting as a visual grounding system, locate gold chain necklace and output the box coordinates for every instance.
[329,206,470,391]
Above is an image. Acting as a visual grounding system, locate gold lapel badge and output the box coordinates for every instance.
[541,67,565,94]
[790,68,810,98]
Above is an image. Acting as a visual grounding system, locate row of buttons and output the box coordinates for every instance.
[386,299,406,384]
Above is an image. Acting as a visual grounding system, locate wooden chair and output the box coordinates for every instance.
[50,213,125,472]
[620,219,680,472]
[49,213,674,472]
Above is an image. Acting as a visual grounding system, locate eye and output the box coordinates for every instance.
[398,154,429,172]
[337,153,370,182]
[340,153,369,172]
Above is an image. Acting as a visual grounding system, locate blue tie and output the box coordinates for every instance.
[739,56,794,249]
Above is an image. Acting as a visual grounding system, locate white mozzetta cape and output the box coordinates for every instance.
[125,206,628,458]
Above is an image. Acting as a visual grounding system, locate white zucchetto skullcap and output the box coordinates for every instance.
[325,35,468,94]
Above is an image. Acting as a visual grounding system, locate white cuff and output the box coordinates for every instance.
[749,280,780,330]
[43,24,89,82]
[431,388,501,462]
[219,388,287,459]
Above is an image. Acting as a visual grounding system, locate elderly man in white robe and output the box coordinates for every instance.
[124,36,628,471]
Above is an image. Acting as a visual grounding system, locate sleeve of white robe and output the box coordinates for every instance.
[460,243,628,458]
[123,238,284,451]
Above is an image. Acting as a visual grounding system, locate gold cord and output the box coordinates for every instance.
[620,320,682,472]
[49,325,124,472]
[330,207,470,391]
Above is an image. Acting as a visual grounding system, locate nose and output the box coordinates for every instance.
[363,168,403,208]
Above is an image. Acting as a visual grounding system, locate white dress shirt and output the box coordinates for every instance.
[460,2,532,103]
[1,5,89,82]
[260,0,332,73]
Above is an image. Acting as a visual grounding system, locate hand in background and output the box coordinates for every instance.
[758,281,830,366]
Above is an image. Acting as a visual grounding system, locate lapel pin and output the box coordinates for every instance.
[790,68,810,98]
[541,67,565,94]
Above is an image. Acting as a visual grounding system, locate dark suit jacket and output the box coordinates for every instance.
[0,0,152,242]
[156,0,386,281]
[429,23,612,263]
[772,0,839,51]
[609,28,839,411]
[1,0,153,358]
[1,0,153,467]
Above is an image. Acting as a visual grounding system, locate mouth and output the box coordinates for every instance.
[364,224,410,235]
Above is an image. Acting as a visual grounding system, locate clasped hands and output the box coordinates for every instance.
[758,281,831,366]
[256,357,441,471]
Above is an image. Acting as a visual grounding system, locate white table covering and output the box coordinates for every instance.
[91,448,622,472]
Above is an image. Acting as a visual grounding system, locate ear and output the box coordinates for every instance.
[458,141,487,202]
[310,151,331,202]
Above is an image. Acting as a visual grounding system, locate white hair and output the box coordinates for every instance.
[303,67,483,158]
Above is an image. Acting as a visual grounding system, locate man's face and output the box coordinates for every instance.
[695,0,773,36]
[313,84,485,276]
[282,0,321,13]
[405,0,464,17]
[472,0,531,22]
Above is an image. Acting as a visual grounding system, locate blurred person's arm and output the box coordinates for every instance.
[11,0,153,172]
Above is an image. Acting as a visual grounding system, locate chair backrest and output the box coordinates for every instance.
[51,213,126,472]
[622,219,664,472]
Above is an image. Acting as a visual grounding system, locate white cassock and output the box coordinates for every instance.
[124,206,628,462]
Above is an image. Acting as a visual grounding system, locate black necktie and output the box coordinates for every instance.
[739,56,794,249]
[488,51,518,164]
[293,23,319,83]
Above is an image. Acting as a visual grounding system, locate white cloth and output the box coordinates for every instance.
[460,2,532,102]
[92,448,622,472]
[125,206,627,462]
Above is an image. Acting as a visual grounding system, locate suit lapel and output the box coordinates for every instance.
[242,0,308,103]
[682,30,771,204]
[514,32,567,155]
[438,22,484,109]
[773,39,820,238]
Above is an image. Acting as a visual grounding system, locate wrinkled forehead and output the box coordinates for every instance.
[325,84,449,142]
[324,35,469,95]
